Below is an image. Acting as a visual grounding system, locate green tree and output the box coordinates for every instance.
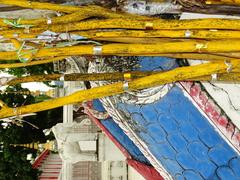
[0,84,63,179]
[0,145,39,180]
[4,63,57,87]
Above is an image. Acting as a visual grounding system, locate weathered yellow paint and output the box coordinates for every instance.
[0,0,79,13]
[1,0,240,121]
[50,18,240,31]
[6,74,62,86]
[0,1,148,20]
[205,0,240,5]
[0,8,149,29]
[4,29,240,44]
[6,72,156,86]
[0,41,237,61]
[2,40,240,60]
[6,71,240,86]
[128,60,240,90]
[93,37,182,44]
[192,72,240,81]
[0,30,37,39]
[0,1,239,33]
[1,11,93,28]
[0,56,67,68]
[2,18,240,39]
[217,52,240,59]
[10,39,21,49]
[18,18,240,34]
[76,29,240,39]
[0,61,240,119]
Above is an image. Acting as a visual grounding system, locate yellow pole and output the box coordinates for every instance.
[192,72,240,81]
[5,74,61,86]
[0,40,240,60]
[47,18,240,31]
[205,0,240,5]
[0,61,239,119]
[2,40,240,61]
[6,72,154,86]
[1,9,149,29]
[0,0,80,13]
[5,71,240,86]
[0,11,100,28]
[4,29,240,44]
[0,1,148,20]
[76,29,240,40]
[2,18,240,39]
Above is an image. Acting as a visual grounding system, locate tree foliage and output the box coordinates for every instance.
[0,84,35,107]
[4,63,57,87]
[0,84,63,179]
[0,146,39,180]
[5,63,55,78]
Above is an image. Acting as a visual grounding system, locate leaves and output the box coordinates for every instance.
[0,84,62,179]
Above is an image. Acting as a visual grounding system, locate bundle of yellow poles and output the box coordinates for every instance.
[0,0,240,63]
[0,0,239,118]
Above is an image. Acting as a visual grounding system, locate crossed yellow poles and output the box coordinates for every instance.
[0,0,239,118]
[0,1,240,64]
[0,61,240,119]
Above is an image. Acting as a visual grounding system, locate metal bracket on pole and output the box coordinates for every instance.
[93,46,103,55]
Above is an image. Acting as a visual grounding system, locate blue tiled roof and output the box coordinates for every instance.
[117,85,240,179]
[92,99,151,165]
[94,56,240,179]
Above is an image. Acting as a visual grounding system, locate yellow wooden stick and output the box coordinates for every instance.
[5,71,240,86]
[1,11,96,28]
[0,7,151,29]
[4,29,240,43]
[193,72,240,81]
[76,29,240,39]
[205,0,240,5]
[0,0,148,20]
[2,18,240,39]
[2,40,240,60]
[0,0,79,13]
[50,18,240,31]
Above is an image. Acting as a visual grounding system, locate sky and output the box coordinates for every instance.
[22,82,51,92]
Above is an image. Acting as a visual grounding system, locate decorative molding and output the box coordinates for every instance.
[100,97,172,179]
[87,60,172,179]
[180,81,240,153]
